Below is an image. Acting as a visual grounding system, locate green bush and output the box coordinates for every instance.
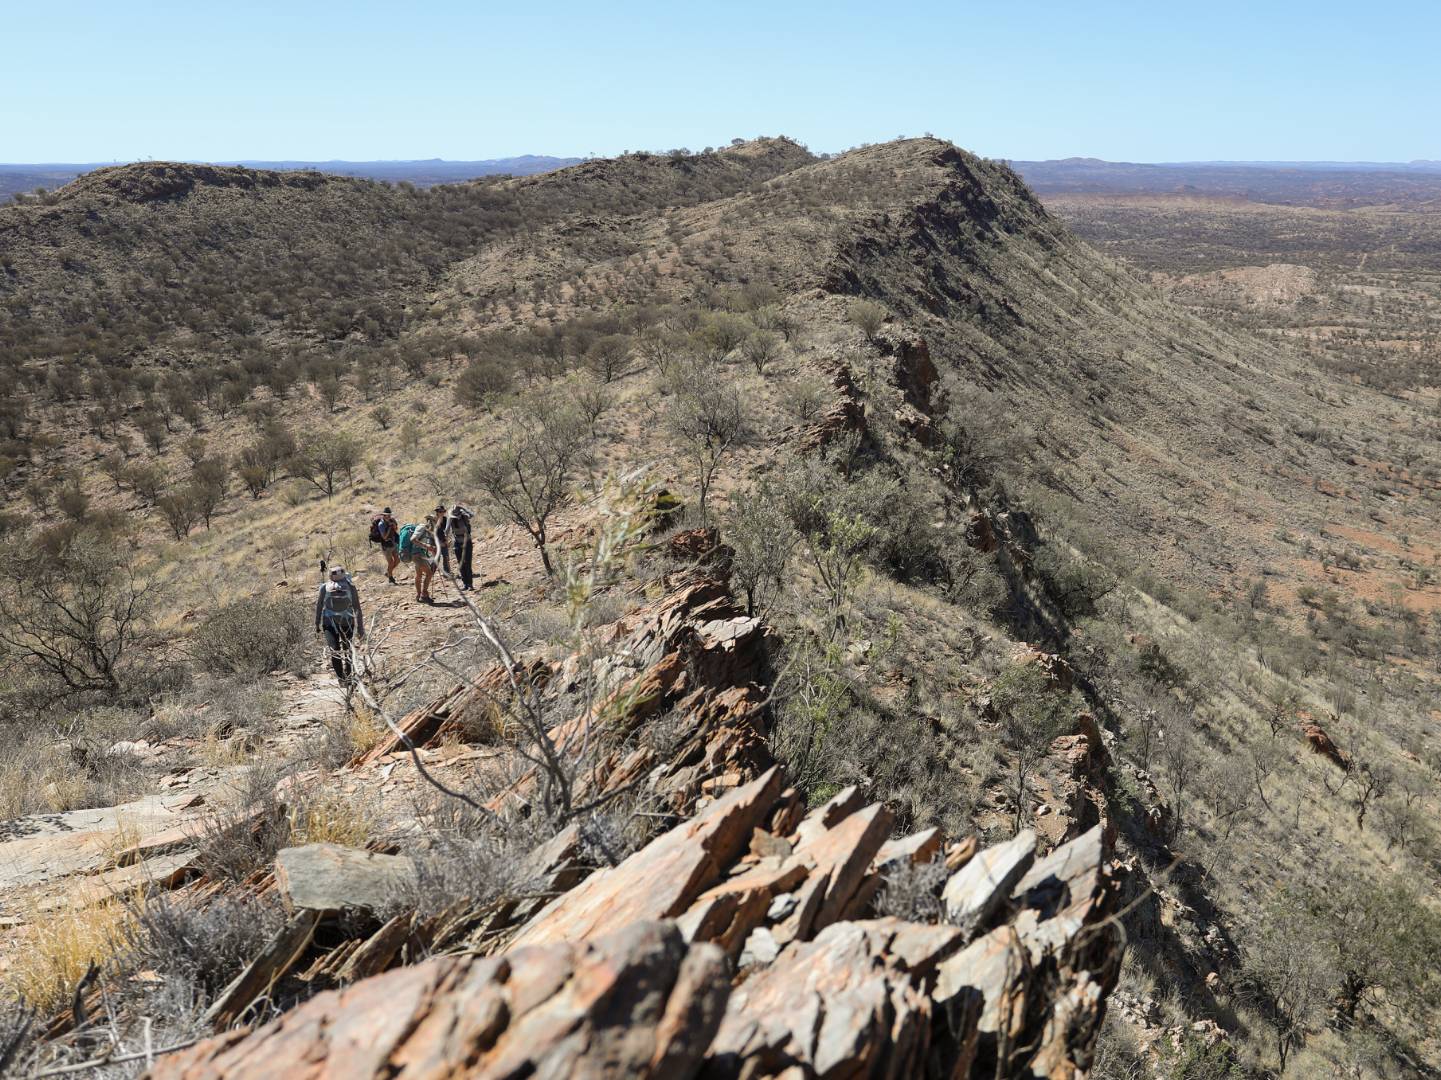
[189,594,310,677]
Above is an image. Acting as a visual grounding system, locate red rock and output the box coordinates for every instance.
[147,921,728,1080]
[706,918,965,1079]
[508,767,784,950]
[1298,718,1350,771]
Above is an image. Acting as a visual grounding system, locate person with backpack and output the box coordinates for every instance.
[409,512,440,603]
[368,506,400,584]
[449,504,475,591]
[314,565,364,685]
[433,504,452,576]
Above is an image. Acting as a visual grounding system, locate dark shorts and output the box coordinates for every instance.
[381,541,397,552]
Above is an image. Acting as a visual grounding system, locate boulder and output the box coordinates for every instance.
[1298,716,1350,772]
[799,363,866,451]
[1033,713,1112,849]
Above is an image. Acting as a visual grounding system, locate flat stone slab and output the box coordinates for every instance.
[0,792,198,890]
[276,843,416,914]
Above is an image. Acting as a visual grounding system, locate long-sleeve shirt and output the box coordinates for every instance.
[315,580,363,635]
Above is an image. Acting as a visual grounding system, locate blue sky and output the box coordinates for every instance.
[2,0,1435,163]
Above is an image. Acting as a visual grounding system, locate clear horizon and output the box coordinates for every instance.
[3,0,1436,163]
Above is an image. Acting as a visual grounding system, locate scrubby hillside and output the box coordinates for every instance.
[1,138,1439,1078]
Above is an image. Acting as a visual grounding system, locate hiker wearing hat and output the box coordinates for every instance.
[315,565,364,685]
[433,504,452,577]
[449,504,475,591]
[368,506,401,584]
[411,513,440,604]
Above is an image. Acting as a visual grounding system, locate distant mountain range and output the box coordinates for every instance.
[1010,158,1441,207]
[0,156,584,201]
[6,154,1439,208]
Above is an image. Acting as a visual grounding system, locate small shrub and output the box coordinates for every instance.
[454,354,512,407]
[123,895,284,1005]
[194,767,290,885]
[845,299,887,341]
[189,595,310,677]
[877,858,948,922]
[778,373,830,425]
[287,787,378,847]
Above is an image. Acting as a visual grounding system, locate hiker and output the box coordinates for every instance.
[315,565,364,685]
[433,504,452,576]
[369,506,400,584]
[449,504,475,591]
[410,512,440,603]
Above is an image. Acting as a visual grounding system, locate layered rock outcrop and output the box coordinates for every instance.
[148,773,1121,1079]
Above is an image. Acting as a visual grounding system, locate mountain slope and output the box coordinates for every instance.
[2,137,1439,1077]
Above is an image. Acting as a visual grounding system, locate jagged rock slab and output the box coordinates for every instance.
[1034,714,1111,849]
[941,828,1035,932]
[704,918,965,1079]
[148,921,729,1080]
[275,844,416,914]
[508,767,784,950]
[0,791,203,889]
[934,826,1120,1078]
[775,800,894,943]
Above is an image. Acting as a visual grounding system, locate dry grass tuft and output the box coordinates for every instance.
[3,898,135,1014]
[287,787,378,847]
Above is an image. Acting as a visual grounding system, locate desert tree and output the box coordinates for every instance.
[181,435,209,468]
[1242,894,1333,1074]
[569,372,614,439]
[469,388,592,574]
[55,476,89,522]
[453,354,512,408]
[1303,872,1441,1025]
[288,430,362,497]
[635,326,686,378]
[191,457,230,528]
[775,451,886,636]
[100,452,128,493]
[696,313,750,362]
[124,462,167,506]
[157,488,201,539]
[665,364,746,522]
[0,529,159,708]
[741,330,783,375]
[584,334,631,383]
[726,482,796,617]
[1348,761,1388,830]
[1155,711,1202,844]
[990,664,1073,831]
[778,373,831,425]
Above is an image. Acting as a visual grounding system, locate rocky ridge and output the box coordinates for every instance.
[136,563,1124,1079]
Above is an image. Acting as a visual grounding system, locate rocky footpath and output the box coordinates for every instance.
[149,765,1121,1078]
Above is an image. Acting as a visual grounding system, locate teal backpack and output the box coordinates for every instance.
[396,523,418,561]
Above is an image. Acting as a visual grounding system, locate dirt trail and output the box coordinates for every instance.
[0,525,547,924]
